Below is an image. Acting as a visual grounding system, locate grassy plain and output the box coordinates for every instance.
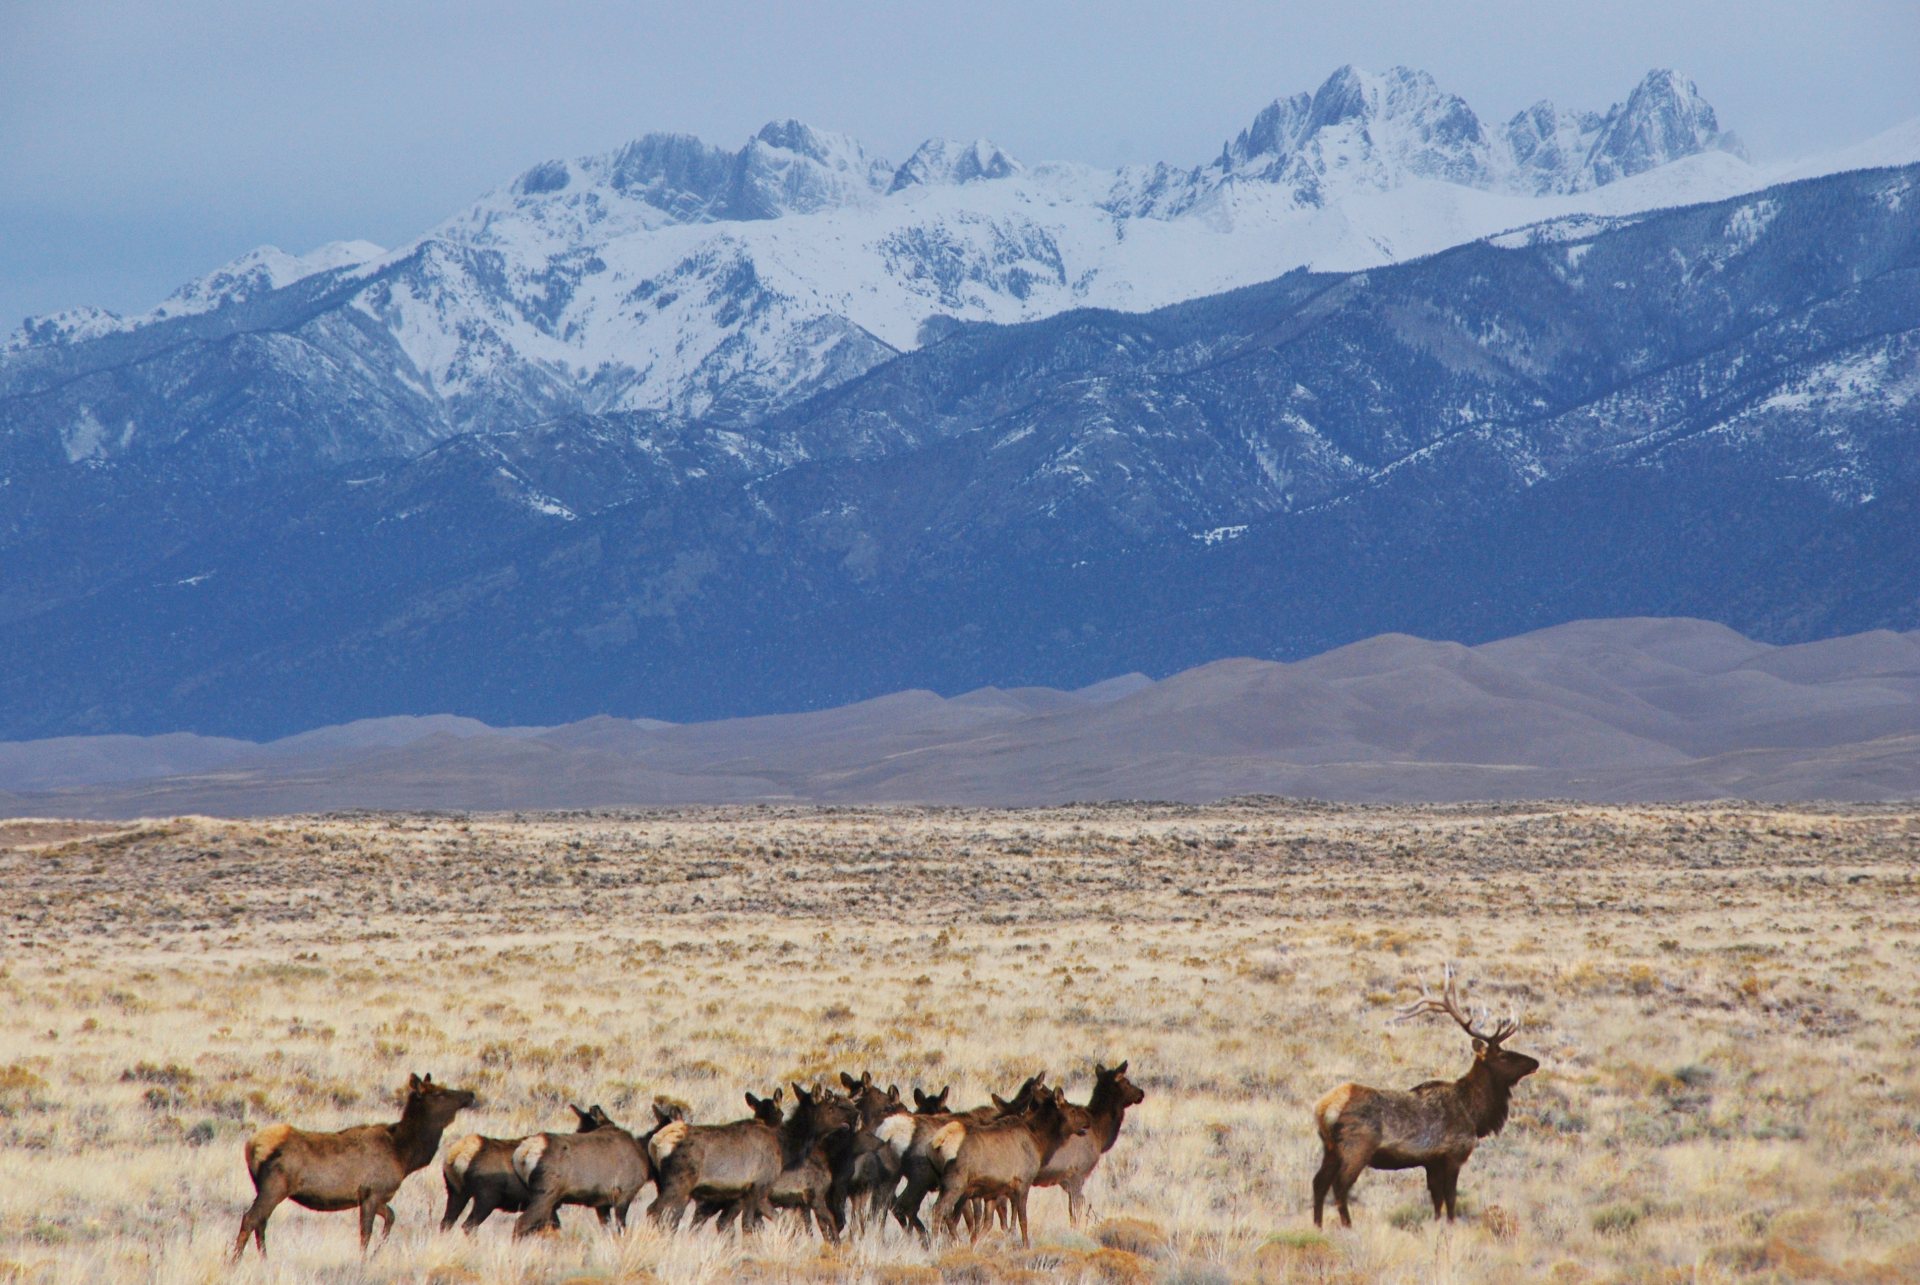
[0,801,1915,1283]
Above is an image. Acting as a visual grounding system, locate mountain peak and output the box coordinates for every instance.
[1583,68,1746,186]
[888,137,1022,193]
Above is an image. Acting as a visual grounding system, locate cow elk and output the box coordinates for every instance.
[1002,1060,1145,1227]
[927,1085,1091,1246]
[1311,964,1539,1228]
[832,1071,908,1235]
[512,1101,684,1237]
[441,1103,609,1233]
[233,1072,476,1258]
[889,1072,1045,1236]
[648,1089,789,1232]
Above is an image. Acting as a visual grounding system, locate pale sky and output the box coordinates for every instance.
[3,0,1917,328]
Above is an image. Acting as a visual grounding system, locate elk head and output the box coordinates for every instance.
[1396,964,1539,1086]
[1094,1061,1145,1108]
[912,1085,951,1114]
[568,1103,615,1131]
[406,1072,477,1123]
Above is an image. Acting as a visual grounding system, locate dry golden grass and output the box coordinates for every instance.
[2,801,1917,1283]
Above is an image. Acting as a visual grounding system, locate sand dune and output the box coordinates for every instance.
[3,619,1915,816]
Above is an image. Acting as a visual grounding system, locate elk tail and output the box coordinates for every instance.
[445,1134,486,1184]
[511,1134,549,1186]
[244,1123,293,1181]
[648,1120,689,1167]
[874,1112,916,1160]
[929,1121,966,1168]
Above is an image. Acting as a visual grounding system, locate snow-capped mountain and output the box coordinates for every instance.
[3,156,1916,741]
[7,66,1873,447]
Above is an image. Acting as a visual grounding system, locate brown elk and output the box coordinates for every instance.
[762,1084,861,1238]
[1311,964,1539,1228]
[830,1071,908,1235]
[441,1103,610,1232]
[926,1085,1091,1246]
[648,1088,791,1232]
[233,1072,476,1258]
[511,1101,684,1237]
[981,1060,1146,1229]
[888,1073,1044,1236]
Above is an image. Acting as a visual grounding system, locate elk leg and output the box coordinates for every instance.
[596,1205,613,1230]
[514,1187,563,1239]
[233,1171,289,1259]
[930,1182,965,1241]
[649,1171,693,1231]
[615,1197,635,1231]
[1013,1186,1031,1249]
[440,1183,470,1232]
[894,1163,936,1237]
[376,1201,395,1244]
[1425,1163,1447,1219]
[1062,1174,1088,1227]
[1311,1148,1339,1229]
[811,1192,840,1243]
[1332,1141,1374,1229]
[356,1190,380,1251]
[1441,1159,1463,1221]
[460,1193,500,1232]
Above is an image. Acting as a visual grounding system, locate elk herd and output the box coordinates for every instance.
[233,966,1536,1260]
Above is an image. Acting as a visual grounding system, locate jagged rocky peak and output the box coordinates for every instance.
[490,121,892,231]
[1507,70,1744,193]
[733,119,895,217]
[888,138,1022,193]
[1505,100,1606,184]
[1220,65,1495,186]
[1584,69,1745,186]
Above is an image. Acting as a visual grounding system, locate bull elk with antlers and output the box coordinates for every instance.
[1311,965,1539,1228]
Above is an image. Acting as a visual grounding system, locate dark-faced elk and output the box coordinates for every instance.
[830,1071,908,1235]
[512,1101,685,1237]
[887,1073,1043,1236]
[762,1084,860,1238]
[649,1088,791,1232]
[1312,964,1539,1228]
[926,1085,1091,1246]
[233,1072,476,1258]
[441,1103,610,1232]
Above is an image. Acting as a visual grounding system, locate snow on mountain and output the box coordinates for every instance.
[889,138,1023,192]
[4,65,1901,439]
[7,241,386,353]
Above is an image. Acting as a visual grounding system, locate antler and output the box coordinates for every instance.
[1394,963,1520,1047]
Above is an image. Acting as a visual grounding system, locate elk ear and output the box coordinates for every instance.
[407,1073,423,1092]
[991,1093,1011,1111]
[862,1071,873,1089]
[772,1086,784,1104]
[570,1103,591,1124]
[1116,1060,1128,1075]
[792,1082,810,1104]
[887,1084,900,1102]
[841,1072,860,1091]
[1472,1038,1489,1059]
[1095,1062,1108,1077]
[745,1092,762,1111]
